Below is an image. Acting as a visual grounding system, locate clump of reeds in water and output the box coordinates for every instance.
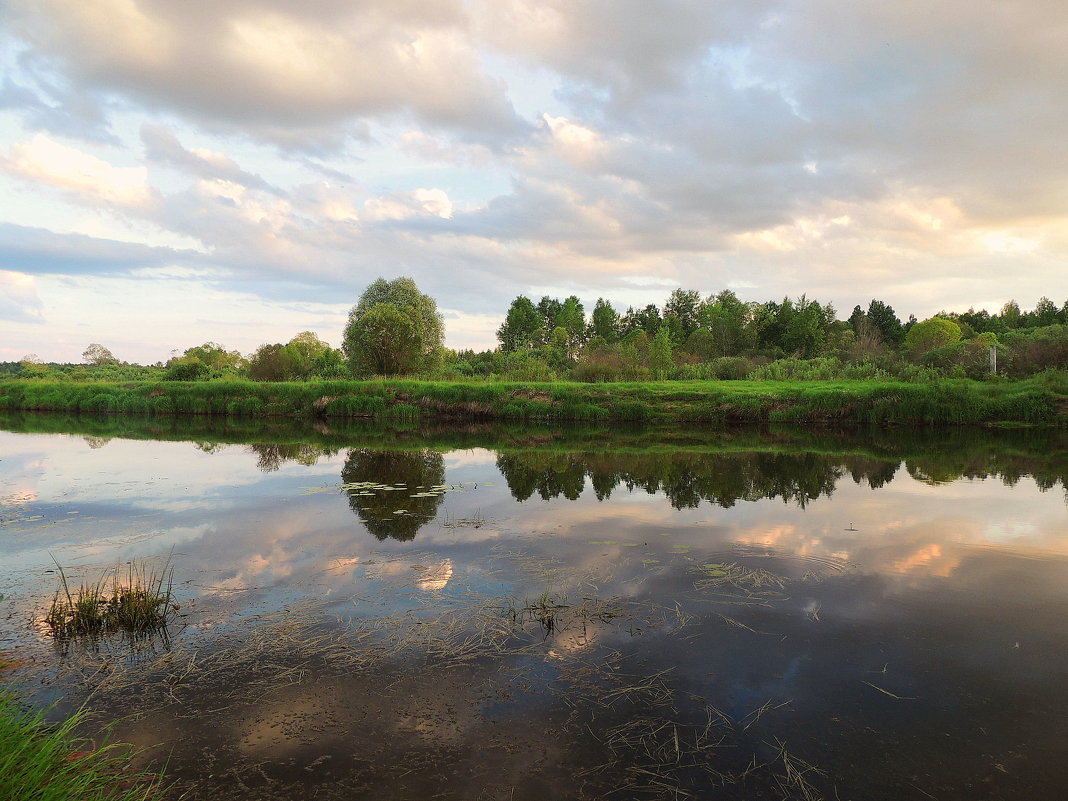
[45,556,176,639]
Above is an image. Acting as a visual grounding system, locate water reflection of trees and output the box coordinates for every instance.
[496,443,1068,507]
[247,443,338,472]
[341,449,446,541]
[905,456,1066,493]
[496,451,899,509]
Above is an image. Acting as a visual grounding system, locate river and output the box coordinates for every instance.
[2,417,1067,799]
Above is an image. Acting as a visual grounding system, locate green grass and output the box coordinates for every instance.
[0,691,167,801]
[0,375,1065,425]
[46,558,176,640]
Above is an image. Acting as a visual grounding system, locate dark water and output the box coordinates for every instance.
[2,417,1068,800]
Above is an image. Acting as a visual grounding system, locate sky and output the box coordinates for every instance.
[1,0,1067,364]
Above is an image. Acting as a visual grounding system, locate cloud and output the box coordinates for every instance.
[2,134,157,209]
[6,0,527,150]
[747,1,1068,220]
[0,75,118,145]
[0,270,44,324]
[0,222,198,275]
[140,124,276,191]
[363,188,453,222]
[481,1,1068,230]
[475,0,763,102]
[438,309,502,352]
[0,77,40,110]
[3,0,1068,357]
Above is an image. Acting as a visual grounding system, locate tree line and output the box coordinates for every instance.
[5,279,1068,383]
[464,290,1068,381]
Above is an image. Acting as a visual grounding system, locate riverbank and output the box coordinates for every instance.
[0,375,1065,425]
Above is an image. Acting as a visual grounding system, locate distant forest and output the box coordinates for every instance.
[4,290,1068,384]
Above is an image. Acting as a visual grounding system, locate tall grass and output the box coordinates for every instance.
[0,692,168,801]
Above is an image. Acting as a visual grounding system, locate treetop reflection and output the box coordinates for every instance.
[495,450,893,509]
[340,448,446,541]
[238,431,1068,540]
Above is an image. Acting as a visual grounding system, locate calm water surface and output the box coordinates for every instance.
[2,419,1068,800]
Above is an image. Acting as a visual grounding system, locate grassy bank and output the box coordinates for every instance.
[0,588,170,800]
[0,690,167,801]
[0,375,1065,426]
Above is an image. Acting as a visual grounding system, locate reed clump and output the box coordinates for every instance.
[45,558,176,639]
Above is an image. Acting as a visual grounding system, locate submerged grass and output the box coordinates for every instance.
[507,590,571,634]
[0,691,168,801]
[771,739,826,801]
[694,562,790,602]
[46,557,176,640]
[32,545,840,801]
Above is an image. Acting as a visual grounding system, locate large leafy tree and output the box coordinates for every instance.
[1032,296,1061,327]
[345,304,423,375]
[555,295,586,354]
[497,295,541,351]
[287,331,330,362]
[1000,300,1023,329]
[589,298,621,342]
[782,298,815,356]
[244,333,340,381]
[848,305,866,334]
[759,296,834,357]
[180,342,245,373]
[663,289,702,343]
[283,331,332,379]
[536,296,563,339]
[343,277,444,376]
[618,304,661,339]
[699,290,750,357]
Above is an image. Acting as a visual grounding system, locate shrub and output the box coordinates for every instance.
[118,395,152,414]
[750,358,843,381]
[922,340,994,380]
[1002,325,1068,377]
[710,356,758,380]
[572,360,621,382]
[905,317,962,355]
[164,357,211,381]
